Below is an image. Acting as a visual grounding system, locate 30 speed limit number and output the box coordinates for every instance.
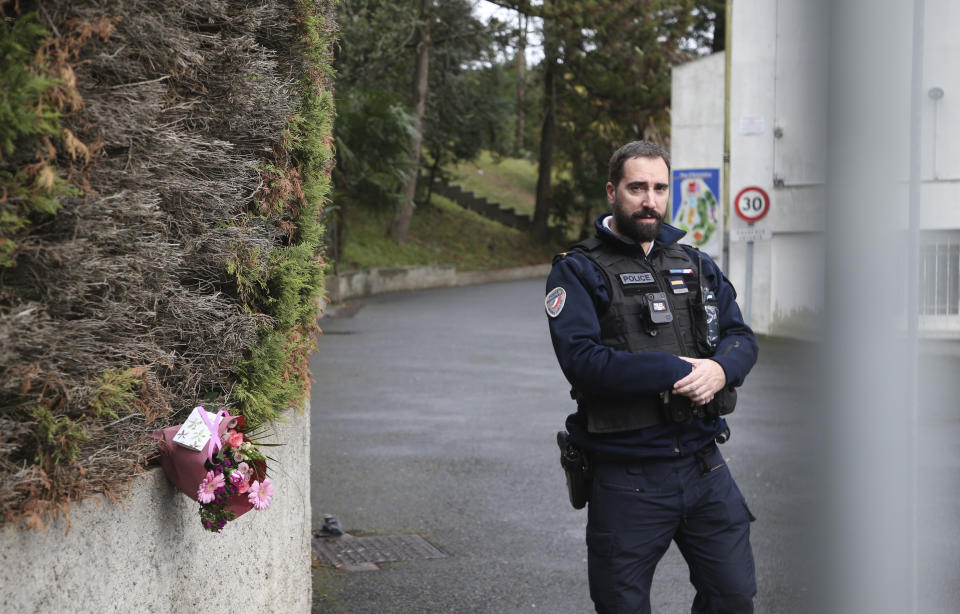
[734,186,770,223]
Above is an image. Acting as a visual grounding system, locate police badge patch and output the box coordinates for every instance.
[545,287,567,318]
[668,276,689,294]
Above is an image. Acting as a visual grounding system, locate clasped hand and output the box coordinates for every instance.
[673,357,726,406]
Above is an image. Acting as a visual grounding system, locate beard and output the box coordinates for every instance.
[612,200,663,243]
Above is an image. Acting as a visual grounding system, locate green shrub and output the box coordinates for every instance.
[230,0,336,428]
[30,406,90,466]
[0,13,76,267]
[89,368,144,420]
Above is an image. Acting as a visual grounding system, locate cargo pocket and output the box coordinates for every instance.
[586,530,618,558]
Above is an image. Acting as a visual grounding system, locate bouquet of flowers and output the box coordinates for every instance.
[151,407,274,533]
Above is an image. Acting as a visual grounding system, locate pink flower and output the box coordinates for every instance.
[229,469,250,494]
[247,477,274,510]
[197,470,225,504]
[224,429,244,448]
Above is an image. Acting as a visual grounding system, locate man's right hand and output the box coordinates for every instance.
[673,357,726,406]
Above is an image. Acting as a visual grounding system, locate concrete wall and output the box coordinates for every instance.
[327,264,552,303]
[671,23,829,338]
[726,0,828,337]
[671,53,725,172]
[670,52,726,262]
[0,404,311,614]
[330,265,457,303]
[919,0,960,240]
[717,0,960,338]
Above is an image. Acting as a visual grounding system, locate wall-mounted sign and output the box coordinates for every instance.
[672,168,721,257]
[734,186,770,223]
[739,115,766,135]
[730,226,772,242]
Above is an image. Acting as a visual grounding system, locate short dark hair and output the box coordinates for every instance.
[607,141,671,187]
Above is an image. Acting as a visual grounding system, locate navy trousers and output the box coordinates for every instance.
[586,444,756,614]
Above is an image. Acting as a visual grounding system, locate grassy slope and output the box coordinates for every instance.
[338,153,559,273]
[339,194,556,272]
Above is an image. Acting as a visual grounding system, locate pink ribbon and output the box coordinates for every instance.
[197,407,235,464]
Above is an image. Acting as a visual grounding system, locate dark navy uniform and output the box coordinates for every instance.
[546,214,759,614]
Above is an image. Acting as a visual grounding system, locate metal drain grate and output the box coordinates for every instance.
[313,533,447,570]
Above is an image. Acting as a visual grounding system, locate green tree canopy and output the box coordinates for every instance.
[334,0,514,208]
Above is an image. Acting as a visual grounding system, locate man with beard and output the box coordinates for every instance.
[545,141,759,613]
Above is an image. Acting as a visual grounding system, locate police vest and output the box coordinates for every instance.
[568,237,714,434]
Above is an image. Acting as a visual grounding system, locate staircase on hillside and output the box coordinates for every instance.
[433,179,533,232]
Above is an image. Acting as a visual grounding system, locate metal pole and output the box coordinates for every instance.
[907,0,925,610]
[722,0,733,275]
[744,224,754,326]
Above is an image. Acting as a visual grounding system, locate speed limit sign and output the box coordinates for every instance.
[734,186,770,222]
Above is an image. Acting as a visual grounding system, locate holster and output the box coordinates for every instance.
[707,386,737,416]
[557,431,591,510]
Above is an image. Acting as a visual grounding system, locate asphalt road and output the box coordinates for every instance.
[309,278,960,613]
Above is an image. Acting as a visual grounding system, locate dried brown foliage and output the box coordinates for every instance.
[0,0,330,528]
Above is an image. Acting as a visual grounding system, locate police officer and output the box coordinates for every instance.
[545,141,759,613]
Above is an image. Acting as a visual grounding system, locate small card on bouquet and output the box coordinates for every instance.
[172,407,216,451]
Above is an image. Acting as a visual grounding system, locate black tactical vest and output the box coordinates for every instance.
[568,237,710,434]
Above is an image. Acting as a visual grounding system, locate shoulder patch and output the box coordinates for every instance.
[545,287,567,318]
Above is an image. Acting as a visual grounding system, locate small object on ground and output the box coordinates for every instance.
[315,514,344,537]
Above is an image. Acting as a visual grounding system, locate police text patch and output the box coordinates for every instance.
[619,272,654,285]
[545,287,567,318]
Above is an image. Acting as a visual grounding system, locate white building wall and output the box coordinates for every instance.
[671,53,725,166]
[670,52,726,261]
[726,0,827,337]
[920,0,960,292]
[919,0,960,335]
[922,0,960,184]
[673,0,960,339]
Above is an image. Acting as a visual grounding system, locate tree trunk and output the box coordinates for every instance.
[514,12,526,150]
[425,155,441,206]
[390,0,431,243]
[532,10,556,238]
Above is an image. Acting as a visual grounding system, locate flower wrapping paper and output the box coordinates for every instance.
[151,418,254,519]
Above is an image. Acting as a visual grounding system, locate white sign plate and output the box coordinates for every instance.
[739,116,765,135]
[730,227,772,243]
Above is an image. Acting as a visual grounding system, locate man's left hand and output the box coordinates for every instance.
[673,358,727,406]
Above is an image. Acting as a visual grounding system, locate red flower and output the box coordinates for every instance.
[224,429,245,448]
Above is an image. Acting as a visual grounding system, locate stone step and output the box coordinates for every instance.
[433,179,533,232]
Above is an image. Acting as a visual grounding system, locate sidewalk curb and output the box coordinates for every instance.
[323,263,551,306]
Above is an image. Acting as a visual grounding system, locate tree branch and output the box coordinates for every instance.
[481,0,541,18]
